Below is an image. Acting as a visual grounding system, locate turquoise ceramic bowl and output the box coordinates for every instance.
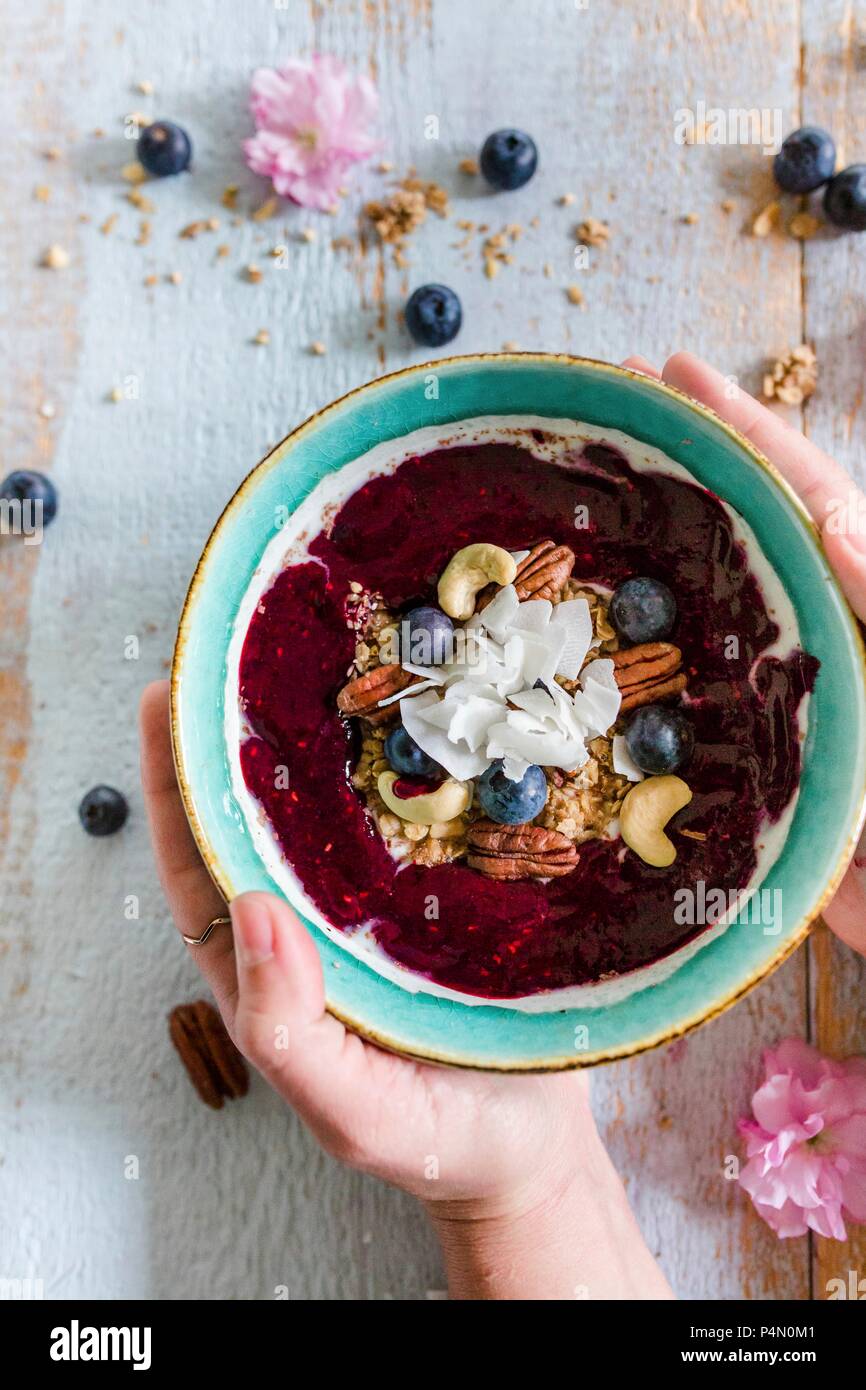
[172,354,866,1069]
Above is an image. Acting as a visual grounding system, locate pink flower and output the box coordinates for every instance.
[243,54,379,211]
[738,1038,866,1240]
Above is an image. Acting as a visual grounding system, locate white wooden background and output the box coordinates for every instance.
[2,0,864,1300]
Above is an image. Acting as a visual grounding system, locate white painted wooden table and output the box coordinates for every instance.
[2,0,864,1300]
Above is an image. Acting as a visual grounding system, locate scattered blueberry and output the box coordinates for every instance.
[823,164,866,231]
[610,577,677,644]
[137,120,192,177]
[0,470,58,526]
[476,760,547,825]
[625,706,695,776]
[384,725,443,780]
[773,126,835,194]
[404,284,462,347]
[78,785,129,836]
[400,605,454,665]
[479,129,538,191]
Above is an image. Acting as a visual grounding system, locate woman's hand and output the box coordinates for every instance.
[140,680,672,1298]
[622,352,866,957]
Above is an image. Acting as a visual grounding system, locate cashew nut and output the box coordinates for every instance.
[377,771,471,826]
[620,775,692,868]
[437,543,517,621]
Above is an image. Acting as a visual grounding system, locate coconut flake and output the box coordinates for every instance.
[571,657,621,736]
[612,734,644,781]
[400,690,491,780]
[550,598,594,679]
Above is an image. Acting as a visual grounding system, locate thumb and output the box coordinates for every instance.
[820,525,866,625]
[228,891,325,1078]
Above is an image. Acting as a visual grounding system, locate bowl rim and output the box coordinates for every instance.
[170,351,866,1070]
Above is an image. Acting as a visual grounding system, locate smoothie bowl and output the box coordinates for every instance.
[172,354,866,1069]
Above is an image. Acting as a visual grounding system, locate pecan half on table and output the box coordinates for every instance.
[169,1000,249,1110]
[612,641,686,711]
[467,820,579,880]
[337,663,419,725]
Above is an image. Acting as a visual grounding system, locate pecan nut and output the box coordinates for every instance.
[467,819,579,880]
[169,1001,249,1110]
[337,663,418,725]
[612,642,687,711]
[514,539,576,601]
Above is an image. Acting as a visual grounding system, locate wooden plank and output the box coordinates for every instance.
[801,0,866,1302]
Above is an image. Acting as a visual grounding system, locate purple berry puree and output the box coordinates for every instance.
[239,439,818,999]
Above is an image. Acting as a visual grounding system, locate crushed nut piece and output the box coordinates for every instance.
[245,263,263,283]
[566,284,585,306]
[167,270,182,284]
[299,227,317,243]
[762,344,817,406]
[136,79,154,94]
[143,273,159,286]
[458,156,479,175]
[42,244,69,269]
[558,192,576,206]
[682,211,699,224]
[751,200,781,237]
[180,220,208,239]
[253,328,270,345]
[309,340,327,355]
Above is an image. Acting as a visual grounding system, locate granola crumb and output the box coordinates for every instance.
[502,340,519,351]
[121,160,147,184]
[309,340,327,356]
[720,197,737,214]
[221,184,239,209]
[751,200,781,237]
[109,386,124,403]
[789,211,821,240]
[762,344,817,406]
[126,187,155,212]
[543,261,554,278]
[566,283,585,306]
[44,146,61,161]
[135,218,151,246]
[576,217,610,247]
[299,227,317,243]
[42,244,69,269]
[167,270,182,284]
[245,263,263,283]
[682,211,699,224]
[33,184,51,202]
[216,243,230,259]
[143,273,159,287]
[136,78,154,94]
[100,213,118,235]
[377,160,394,174]
[252,328,270,346]
[251,196,279,222]
[458,156,479,175]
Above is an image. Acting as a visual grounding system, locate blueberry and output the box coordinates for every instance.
[824,165,866,232]
[400,605,454,665]
[79,785,129,836]
[384,725,443,780]
[625,706,694,775]
[610,577,677,644]
[476,761,547,825]
[404,284,462,347]
[0,470,58,526]
[137,120,192,177]
[479,129,538,191]
[773,126,835,194]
